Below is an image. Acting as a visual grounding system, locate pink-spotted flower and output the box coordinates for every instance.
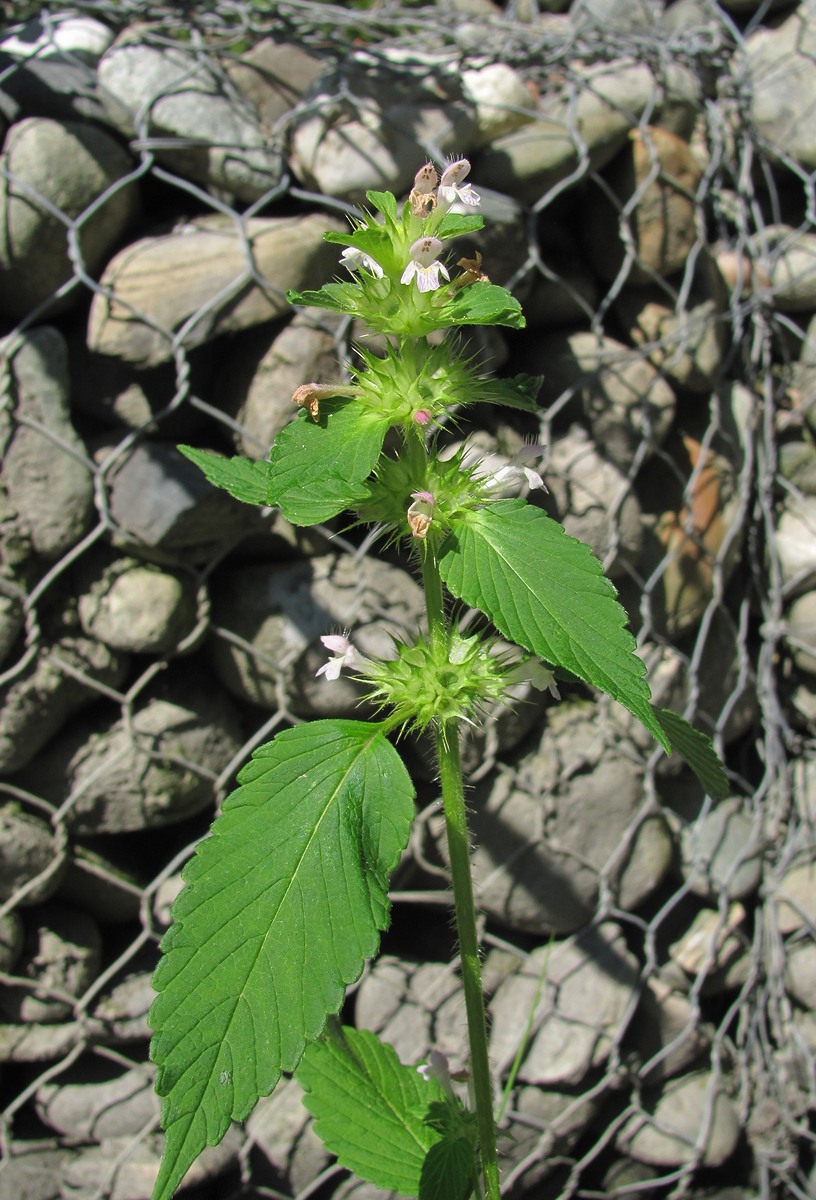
[407,490,435,539]
[340,246,384,278]
[508,658,561,699]
[437,159,480,210]
[485,444,547,494]
[315,633,364,681]
[409,162,439,215]
[401,237,449,293]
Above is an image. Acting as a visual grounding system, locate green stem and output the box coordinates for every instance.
[421,548,501,1200]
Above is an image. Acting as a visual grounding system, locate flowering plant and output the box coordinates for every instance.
[149,161,727,1200]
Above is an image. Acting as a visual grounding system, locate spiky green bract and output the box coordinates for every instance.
[438,499,671,751]
[149,720,415,1200]
[361,628,515,733]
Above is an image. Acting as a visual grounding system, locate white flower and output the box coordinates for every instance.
[409,162,439,215]
[315,634,363,681]
[509,659,560,699]
[400,237,449,293]
[407,490,435,539]
[417,1049,454,1095]
[438,159,480,209]
[484,444,547,494]
[340,246,384,278]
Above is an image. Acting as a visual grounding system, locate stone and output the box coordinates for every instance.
[226,39,323,130]
[25,672,243,833]
[668,902,749,982]
[497,1084,600,1194]
[214,310,341,459]
[91,969,154,1041]
[571,0,663,32]
[36,1063,158,1140]
[0,806,67,907]
[248,1077,332,1196]
[75,554,199,654]
[209,554,423,713]
[290,54,476,203]
[778,438,816,496]
[680,797,763,901]
[57,843,142,926]
[633,978,711,1083]
[546,424,644,579]
[61,1130,242,1199]
[354,956,467,1067]
[0,15,113,64]
[785,592,816,674]
[775,493,816,596]
[785,938,816,1010]
[745,2,816,170]
[0,118,139,320]
[489,923,640,1086]
[614,250,730,392]
[460,61,537,147]
[460,704,673,933]
[0,905,101,1024]
[0,909,23,971]
[0,327,94,559]
[749,225,816,312]
[771,861,816,934]
[100,440,261,560]
[582,126,703,285]
[0,617,129,776]
[0,1143,66,1200]
[617,1071,742,1167]
[98,38,284,201]
[87,213,341,367]
[528,330,675,471]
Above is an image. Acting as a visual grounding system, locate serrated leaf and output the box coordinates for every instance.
[178,445,271,505]
[652,707,729,800]
[268,399,389,524]
[365,189,400,225]
[420,1138,475,1200]
[440,282,525,330]
[288,282,363,314]
[436,212,484,239]
[477,373,543,414]
[149,720,415,1200]
[439,500,669,751]
[298,1025,448,1196]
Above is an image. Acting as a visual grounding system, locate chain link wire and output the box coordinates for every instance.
[0,1,814,1197]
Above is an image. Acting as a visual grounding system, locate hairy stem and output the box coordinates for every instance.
[422,548,501,1200]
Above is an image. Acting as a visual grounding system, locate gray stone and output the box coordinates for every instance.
[775,493,816,596]
[0,118,139,320]
[0,806,67,907]
[530,331,675,471]
[57,843,142,926]
[633,978,711,1083]
[497,1084,600,1195]
[36,1063,157,1140]
[460,61,537,147]
[91,969,154,1041]
[26,672,243,833]
[290,54,476,203]
[354,955,466,1068]
[582,126,703,285]
[475,60,699,205]
[460,704,672,933]
[226,39,324,130]
[0,1143,66,1200]
[209,554,423,713]
[546,425,644,579]
[75,554,199,655]
[248,1077,332,1196]
[749,224,816,312]
[215,310,341,459]
[87,213,341,367]
[0,905,101,1024]
[785,938,816,1010]
[771,861,816,935]
[680,797,764,901]
[571,0,663,33]
[0,617,129,776]
[778,438,816,496]
[61,1129,242,1199]
[0,54,113,127]
[98,38,284,201]
[0,909,23,971]
[490,923,640,1086]
[617,1071,742,1167]
[0,327,94,559]
[100,440,261,561]
[745,2,816,170]
[614,251,730,392]
[668,902,750,987]
[0,15,112,65]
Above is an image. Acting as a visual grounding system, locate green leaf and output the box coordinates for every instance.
[476,373,543,414]
[420,1138,475,1200]
[288,282,363,314]
[365,189,399,226]
[178,445,271,506]
[436,212,484,240]
[149,720,415,1200]
[652,707,729,800]
[268,400,389,524]
[439,500,669,751]
[440,282,526,330]
[298,1025,449,1196]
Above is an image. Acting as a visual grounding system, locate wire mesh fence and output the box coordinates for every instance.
[0,0,815,1197]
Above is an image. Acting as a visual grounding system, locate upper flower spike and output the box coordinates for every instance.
[438,159,480,209]
[401,237,449,293]
[409,162,439,216]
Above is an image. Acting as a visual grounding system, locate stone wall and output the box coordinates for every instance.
[0,1,815,1197]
